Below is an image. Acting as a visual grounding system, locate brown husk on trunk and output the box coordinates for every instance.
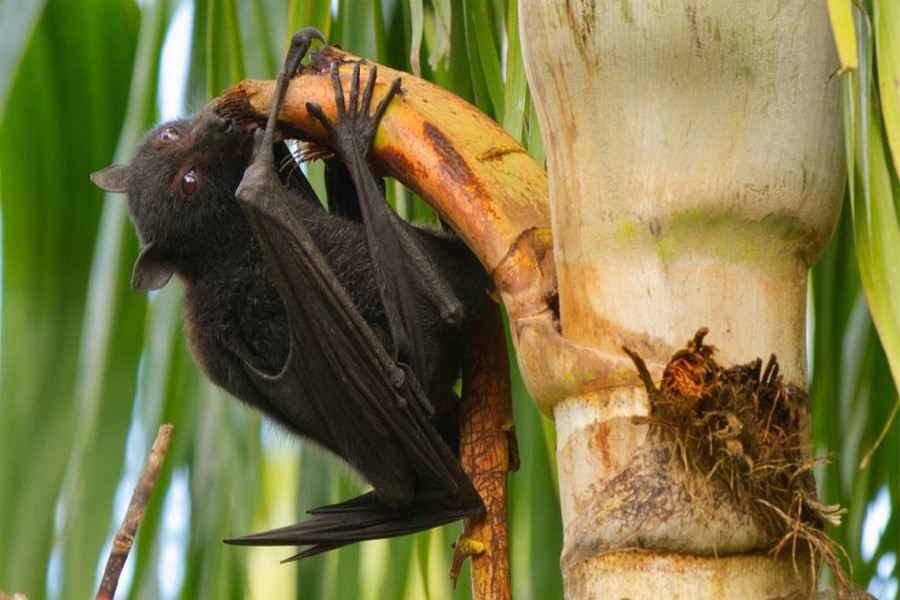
[624,328,852,593]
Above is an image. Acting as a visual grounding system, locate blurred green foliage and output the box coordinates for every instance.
[0,1,894,598]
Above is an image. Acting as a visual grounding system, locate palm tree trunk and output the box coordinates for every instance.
[515,1,844,597]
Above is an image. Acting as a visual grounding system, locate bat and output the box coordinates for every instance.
[90,28,489,559]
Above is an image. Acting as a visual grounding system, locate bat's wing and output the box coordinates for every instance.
[224,28,481,555]
[230,492,477,560]
[230,160,480,517]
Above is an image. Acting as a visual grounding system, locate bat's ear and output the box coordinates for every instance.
[91,164,130,193]
[132,243,175,292]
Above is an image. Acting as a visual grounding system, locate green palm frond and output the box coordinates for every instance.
[0,1,894,598]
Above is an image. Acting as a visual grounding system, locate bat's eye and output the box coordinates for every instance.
[223,119,234,133]
[181,168,198,195]
[160,126,180,142]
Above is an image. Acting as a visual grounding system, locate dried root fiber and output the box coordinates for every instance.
[624,328,852,593]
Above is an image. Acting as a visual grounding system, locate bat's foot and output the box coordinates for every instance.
[306,62,401,163]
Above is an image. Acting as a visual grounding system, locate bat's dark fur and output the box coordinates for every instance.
[107,109,483,437]
[91,31,490,558]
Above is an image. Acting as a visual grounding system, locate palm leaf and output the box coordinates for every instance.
[1,1,894,598]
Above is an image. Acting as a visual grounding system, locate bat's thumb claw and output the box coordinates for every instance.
[293,26,327,48]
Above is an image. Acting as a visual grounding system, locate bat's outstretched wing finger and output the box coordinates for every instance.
[225,492,481,559]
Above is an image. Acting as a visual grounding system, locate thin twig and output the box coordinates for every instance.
[95,424,174,600]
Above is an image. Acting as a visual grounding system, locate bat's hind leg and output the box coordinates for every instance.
[307,64,467,361]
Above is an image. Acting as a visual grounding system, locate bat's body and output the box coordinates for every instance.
[183,170,482,434]
[92,30,489,558]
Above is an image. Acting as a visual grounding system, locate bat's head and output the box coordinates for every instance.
[91,103,261,291]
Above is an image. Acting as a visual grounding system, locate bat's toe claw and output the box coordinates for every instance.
[450,531,487,587]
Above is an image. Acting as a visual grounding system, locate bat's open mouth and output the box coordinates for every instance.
[237,118,292,147]
[231,118,264,142]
